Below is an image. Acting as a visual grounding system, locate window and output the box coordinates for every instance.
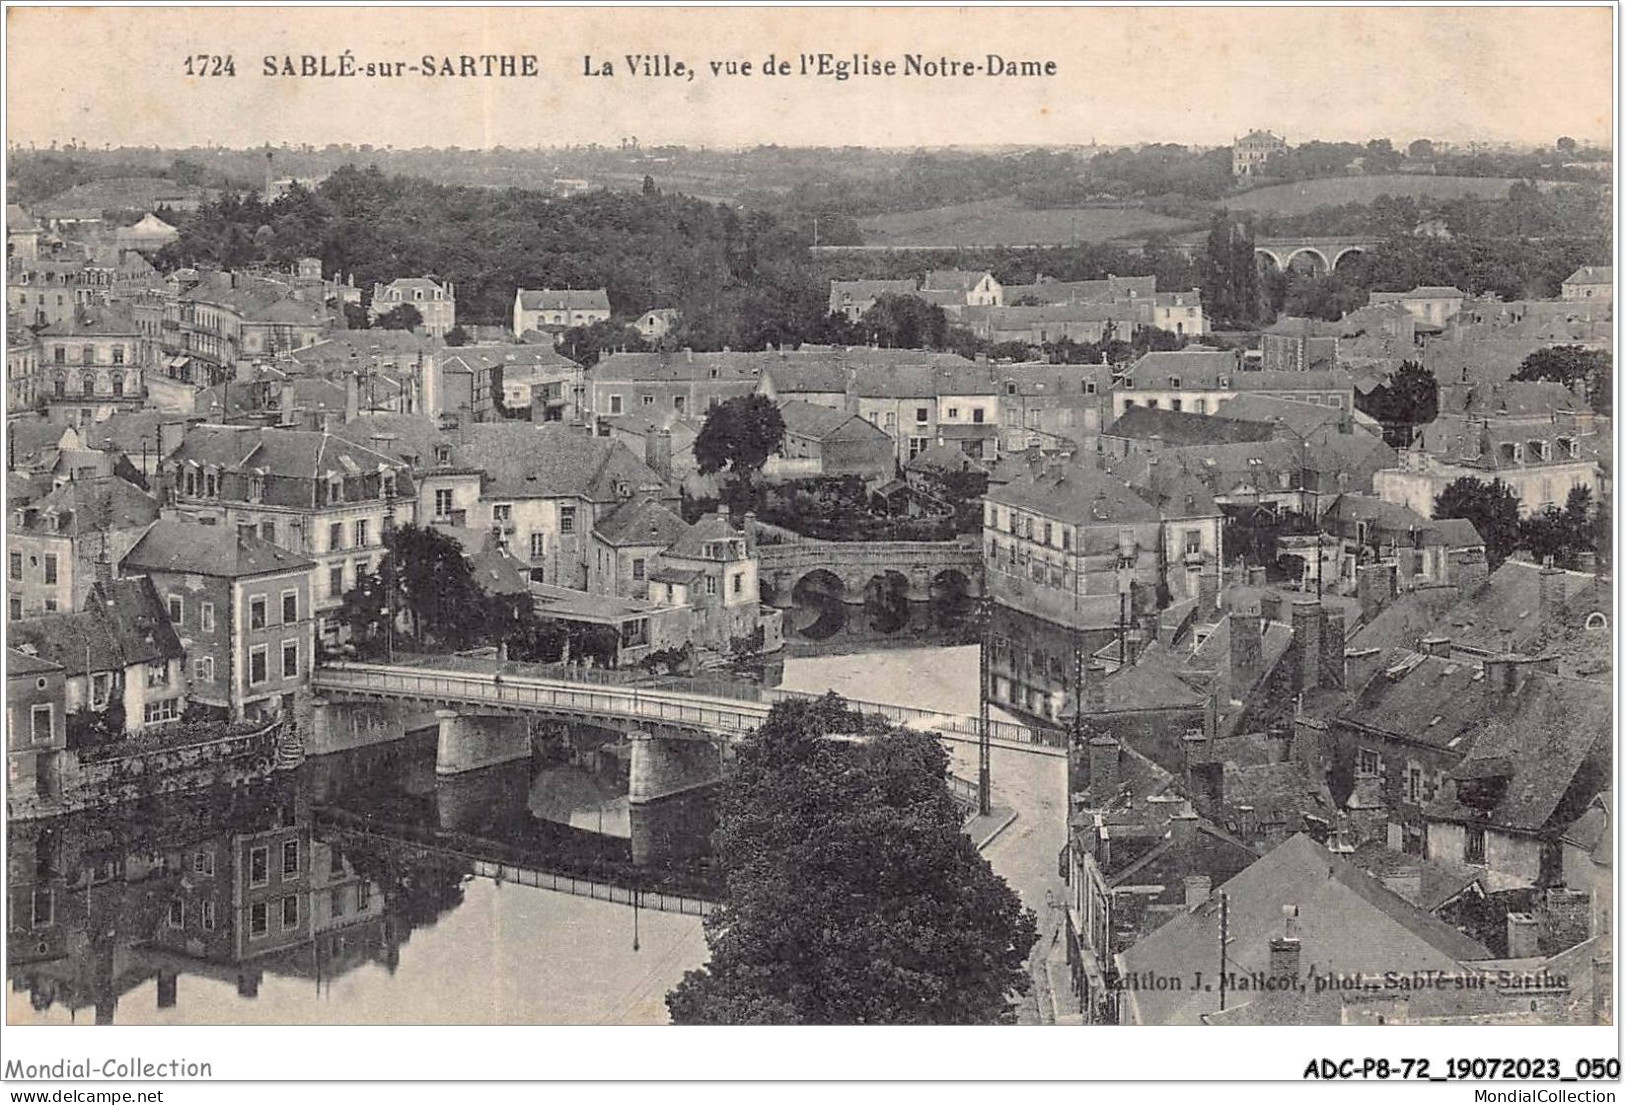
[358,882,372,911]
[144,698,179,724]
[42,554,57,585]
[731,572,742,595]
[332,888,347,918]
[1170,399,1183,411]
[915,407,929,424]
[250,901,268,937]
[972,408,985,424]
[355,519,370,547]
[89,672,111,709]
[30,704,53,744]
[706,575,718,595]
[560,506,576,534]
[31,890,53,928]
[631,557,646,581]
[1043,521,1053,546]
[250,597,267,630]
[1146,399,1159,409]
[947,406,959,419]
[167,595,184,623]
[1184,529,1202,556]
[908,437,929,459]
[329,565,345,598]
[112,345,124,365]
[329,522,345,551]
[1194,398,1207,414]
[640,394,654,407]
[621,618,649,648]
[250,846,269,887]
[1406,761,1424,804]
[201,901,216,931]
[609,394,623,415]
[195,656,215,683]
[281,640,299,679]
[249,646,268,686]
[381,473,396,499]
[1464,826,1486,866]
[529,532,546,559]
[282,591,298,625]
[435,489,454,517]
[283,840,299,876]
[146,661,168,688]
[281,895,299,930]
[8,552,20,580]
[1358,748,1381,776]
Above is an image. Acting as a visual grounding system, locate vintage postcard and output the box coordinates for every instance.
[1,2,1616,1088]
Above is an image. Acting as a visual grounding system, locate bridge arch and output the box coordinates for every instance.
[1331,245,1367,271]
[930,568,972,603]
[1283,247,1330,276]
[792,568,847,605]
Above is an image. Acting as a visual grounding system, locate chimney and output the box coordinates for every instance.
[1247,565,1267,586]
[1319,606,1346,691]
[717,504,730,523]
[1291,599,1322,691]
[1183,875,1211,908]
[1258,591,1282,624]
[344,374,360,424]
[1539,558,1567,637]
[645,428,673,482]
[1169,807,1198,867]
[1083,662,1106,716]
[1087,735,1120,803]
[1269,935,1302,981]
[1356,562,1396,621]
[1421,636,1452,658]
[1343,647,1383,691]
[1197,569,1219,621]
[1230,612,1263,681]
[1506,912,1541,959]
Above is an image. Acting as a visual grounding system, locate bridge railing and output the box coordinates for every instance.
[313,661,1067,754]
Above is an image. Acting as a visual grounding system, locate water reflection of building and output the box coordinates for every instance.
[5,768,446,1023]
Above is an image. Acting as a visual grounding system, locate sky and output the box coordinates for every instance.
[5,6,1615,151]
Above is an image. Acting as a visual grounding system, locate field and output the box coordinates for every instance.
[856,197,1194,248]
[1223,174,1528,215]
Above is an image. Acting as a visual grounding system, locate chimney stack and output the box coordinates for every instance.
[1269,909,1303,979]
[1291,599,1322,692]
[645,428,673,482]
[344,374,360,424]
[1170,807,1198,868]
[1421,636,1452,658]
[1183,875,1211,908]
[1230,612,1263,682]
[1319,606,1346,691]
[1539,558,1567,638]
[1343,647,1383,691]
[1258,591,1283,624]
[1197,569,1220,621]
[1083,662,1107,717]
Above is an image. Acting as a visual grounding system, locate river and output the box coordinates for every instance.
[7,646,1061,1027]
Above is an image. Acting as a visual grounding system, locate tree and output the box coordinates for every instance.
[1358,360,1438,445]
[694,394,787,483]
[1434,477,1522,568]
[340,524,498,652]
[1520,486,1596,569]
[1512,345,1611,415]
[443,325,469,347]
[1557,136,1579,155]
[341,302,370,330]
[1198,213,1262,328]
[558,319,647,367]
[857,293,952,350]
[375,303,423,331]
[642,174,658,196]
[666,696,1037,1024]
[1407,138,1435,160]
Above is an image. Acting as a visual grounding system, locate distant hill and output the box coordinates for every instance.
[1223,174,1542,216]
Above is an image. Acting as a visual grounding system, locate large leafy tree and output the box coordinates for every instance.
[694,394,787,482]
[1512,345,1612,416]
[667,695,1037,1024]
[374,303,423,331]
[1198,213,1263,328]
[858,293,952,350]
[1434,477,1522,568]
[1358,360,1438,445]
[1520,486,1597,569]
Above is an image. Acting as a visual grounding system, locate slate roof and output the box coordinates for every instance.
[1437,381,1587,420]
[1431,558,1601,657]
[984,463,1162,527]
[8,647,62,677]
[1119,834,1494,1025]
[1212,393,1357,438]
[666,512,751,559]
[906,442,991,475]
[1372,285,1467,300]
[1128,351,1354,394]
[592,495,690,549]
[776,399,889,443]
[17,476,158,534]
[516,288,610,311]
[1102,406,1275,446]
[1322,493,1484,548]
[1563,265,1612,286]
[827,279,920,310]
[922,269,993,292]
[1425,672,1611,836]
[122,517,315,578]
[451,423,668,502]
[334,414,460,470]
[10,576,184,676]
[80,411,172,459]
[38,306,141,337]
[1337,649,1491,752]
[170,425,403,480]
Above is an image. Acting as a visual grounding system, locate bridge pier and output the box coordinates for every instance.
[435,710,532,775]
[628,730,725,866]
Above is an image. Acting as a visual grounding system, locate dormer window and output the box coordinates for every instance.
[434,444,451,465]
[1170,376,1181,389]
[381,472,397,499]
[327,475,344,503]
[1528,440,1550,462]
[1218,375,1231,388]
[248,474,265,503]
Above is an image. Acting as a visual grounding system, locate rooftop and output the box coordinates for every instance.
[122,517,316,578]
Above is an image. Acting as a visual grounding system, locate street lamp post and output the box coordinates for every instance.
[977,593,992,817]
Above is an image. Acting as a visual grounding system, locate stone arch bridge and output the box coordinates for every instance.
[1253,236,1379,276]
[755,537,985,607]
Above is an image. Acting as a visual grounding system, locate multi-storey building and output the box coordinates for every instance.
[512,288,611,340]
[1373,381,1604,517]
[1232,129,1287,177]
[7,476,159,619]
[122,517,316,723]
[370,277,455,337]
[7,311,42,411]
[157,425,415,644]
[36,306,147,425]
[1115,349,1356,419]
[591,350,762,421]
[1560,265,1611,302]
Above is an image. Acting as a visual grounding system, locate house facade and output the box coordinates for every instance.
[370,277,456,337]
